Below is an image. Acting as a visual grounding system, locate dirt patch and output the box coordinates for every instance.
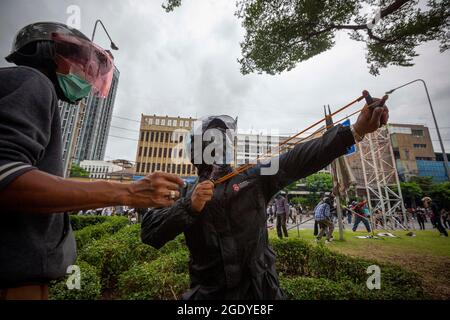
[332,245,450,300]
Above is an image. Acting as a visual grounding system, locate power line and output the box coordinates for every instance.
[112,114,140,123]
[108,135,139,142]
[110,125,140,133]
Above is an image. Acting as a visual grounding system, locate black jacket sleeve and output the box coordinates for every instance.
[141,196,200,249]
[0,67,56,190]
[259,124,355,200]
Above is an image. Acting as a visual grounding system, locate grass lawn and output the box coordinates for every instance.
[269,229,450,299]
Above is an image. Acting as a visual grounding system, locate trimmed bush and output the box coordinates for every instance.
[78,224,160,290]
[281,276,357,300]
[69,215,109,231]
[280,275,423,300]
[49,261,101,300]
[118,250,190,300]
[74,216,128,249]
[272,237,424,299]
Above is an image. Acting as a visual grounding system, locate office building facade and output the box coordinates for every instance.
[135,114,197,177]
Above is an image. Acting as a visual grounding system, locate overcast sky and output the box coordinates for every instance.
[1,0,449,162]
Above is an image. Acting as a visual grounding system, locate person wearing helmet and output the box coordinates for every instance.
[422,197,448,237]
[0,22,183,299]
[141,100,389,300]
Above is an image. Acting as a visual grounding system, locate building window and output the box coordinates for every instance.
[416,157,432,161]
[179,135,184,143]
[413,144,427,149]
[148,147,153,157]
[136,162,141,173]
[163,148,167,158]
[155,118,160,125]
[168,148,172,158]
[139,147,142,157]
[165,133,169,143]
[153,148,157,157]
[145,131,149,142]
[161,119,166,126]
[140,131,145,141]
[168,119,172,126]
[412,129,424,137]
[143,147,147,157]
[162,163,166,171]
[151,132,155,141]
[146,163,151,173]
[151,163,156,172]
[157,163,161,171]
[179,120,184,127]
[187,166,191,175]
[158,148,162,158]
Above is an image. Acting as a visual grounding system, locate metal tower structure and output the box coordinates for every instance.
[358,126,407,229]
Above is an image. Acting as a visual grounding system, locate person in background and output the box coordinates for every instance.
[416,206,426,230]
[351,199,371,232]
[275,194,290,239]
[314,197,334,242]
[0,22,183,300]
[422,197,448,237]
[441,208,450,229]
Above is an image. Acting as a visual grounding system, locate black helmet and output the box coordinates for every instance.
[5,21,90,63]
[187,115,237,180]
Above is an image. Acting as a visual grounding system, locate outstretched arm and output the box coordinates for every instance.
[259,98,389,199]
[141,180,214,249]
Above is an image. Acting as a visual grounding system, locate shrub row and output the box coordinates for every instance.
[49,261,101,300]
[117,250,190,300]
[78,224,160,290]
[280,276,422,300]
[69,215,109,231]
[272,238,424,299]
[74,216,129,250]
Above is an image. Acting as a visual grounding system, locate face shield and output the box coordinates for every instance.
[185,115,237,169]
[52,32,114,99]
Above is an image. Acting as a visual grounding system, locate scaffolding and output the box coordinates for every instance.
[358,126,407,229]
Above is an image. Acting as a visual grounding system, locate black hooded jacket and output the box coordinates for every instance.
[141,124,355,300]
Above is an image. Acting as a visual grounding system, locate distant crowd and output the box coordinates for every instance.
[267,194,449,241]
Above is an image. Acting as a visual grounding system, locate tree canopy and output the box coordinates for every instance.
[163,0,449,75]
[70,164,90,178]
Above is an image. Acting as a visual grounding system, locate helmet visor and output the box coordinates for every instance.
[52,32,114,97]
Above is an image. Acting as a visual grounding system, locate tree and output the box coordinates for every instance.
[430,181,450,208]
[70,164,90,178]
[305,172,332,206]
[400,181,422,207]
[410,176,434,195]
[163,0,449,75]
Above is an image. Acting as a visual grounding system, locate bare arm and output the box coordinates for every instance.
[0,169,184,214]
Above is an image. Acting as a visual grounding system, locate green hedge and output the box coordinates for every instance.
[78,224,160,290]
[118,250,190,300]
[281,276,358,300]
[272,238,424,299]
[69,215,109,231]
[49,261,101,300]
[74,216,128,250]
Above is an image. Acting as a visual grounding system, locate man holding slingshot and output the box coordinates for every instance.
[141,92,389,300]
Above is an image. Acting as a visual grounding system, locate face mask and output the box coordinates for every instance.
[56,73,92,103]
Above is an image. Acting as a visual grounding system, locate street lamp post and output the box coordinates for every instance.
[386,79,450,181]
[91,19,119,50]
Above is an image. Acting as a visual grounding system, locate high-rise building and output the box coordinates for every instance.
[135,114,197,177]
[58,98,87,177]
[74,66,120,163]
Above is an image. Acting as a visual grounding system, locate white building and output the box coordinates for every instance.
[235,132,309,166]
[80,160,123,179]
